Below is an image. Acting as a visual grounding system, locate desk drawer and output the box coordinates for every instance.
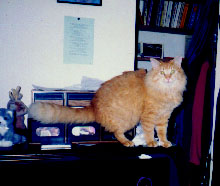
[33,92,64,105]
[66,92,95,107]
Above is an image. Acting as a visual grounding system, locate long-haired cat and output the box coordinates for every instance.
[29,57,187,147]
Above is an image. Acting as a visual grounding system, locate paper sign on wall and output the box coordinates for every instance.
[63,16,94,64]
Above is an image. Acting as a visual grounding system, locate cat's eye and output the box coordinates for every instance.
[171,70,175,74]
[160,71,165,75]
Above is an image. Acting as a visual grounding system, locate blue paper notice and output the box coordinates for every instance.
[63,16,94,64]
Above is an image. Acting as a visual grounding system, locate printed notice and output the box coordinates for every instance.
[63,16,94,64]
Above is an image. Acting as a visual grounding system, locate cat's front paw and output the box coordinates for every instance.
[160,140,172,148]
[123,140,135,147]
[147,141,158,147]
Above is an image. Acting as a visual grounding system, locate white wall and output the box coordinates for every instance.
[0,0,136,108]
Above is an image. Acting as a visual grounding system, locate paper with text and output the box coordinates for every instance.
[63,16,94,64]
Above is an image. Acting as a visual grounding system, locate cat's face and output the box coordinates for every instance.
[147,57,186,90]
[157,62,180,84]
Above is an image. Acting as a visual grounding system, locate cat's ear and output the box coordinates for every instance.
[150,58,160,69]
[173,56,182,67]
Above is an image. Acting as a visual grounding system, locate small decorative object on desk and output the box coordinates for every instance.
[1,86,28,148]
[0,108,25,148]
[7,86,28,131]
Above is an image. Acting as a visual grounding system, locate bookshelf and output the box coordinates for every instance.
[137,0,203,34]
[135,0,203,69]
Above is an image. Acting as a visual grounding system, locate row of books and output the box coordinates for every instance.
[139,0,201,30]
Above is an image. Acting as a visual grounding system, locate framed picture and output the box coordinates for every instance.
[57,0,102,6]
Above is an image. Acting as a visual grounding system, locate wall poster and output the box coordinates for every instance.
[63,16,94,65]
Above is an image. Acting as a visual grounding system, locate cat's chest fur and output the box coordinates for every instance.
[143,83,183,118]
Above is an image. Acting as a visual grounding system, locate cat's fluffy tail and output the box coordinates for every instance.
[28,102,95,124]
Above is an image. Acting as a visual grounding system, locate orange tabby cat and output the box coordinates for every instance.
[29,57,187,147]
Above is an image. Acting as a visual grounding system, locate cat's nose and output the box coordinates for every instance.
[165,74,171,79]
[165,76,171,83]
[165,75,171,81]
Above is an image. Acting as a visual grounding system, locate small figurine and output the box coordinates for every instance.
[7,86,28,131]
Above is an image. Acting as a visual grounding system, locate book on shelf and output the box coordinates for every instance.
[147,0,154,26]
[179,3,189,29]
[138,0,201,31]
[164,1,173,27]
[160,1,169,27]
[155,0,164,26]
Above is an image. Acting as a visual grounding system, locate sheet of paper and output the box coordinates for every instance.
[63,16,94,64]
[32,76,103,91]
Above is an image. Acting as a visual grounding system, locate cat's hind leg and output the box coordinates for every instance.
[114,131,134,147]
